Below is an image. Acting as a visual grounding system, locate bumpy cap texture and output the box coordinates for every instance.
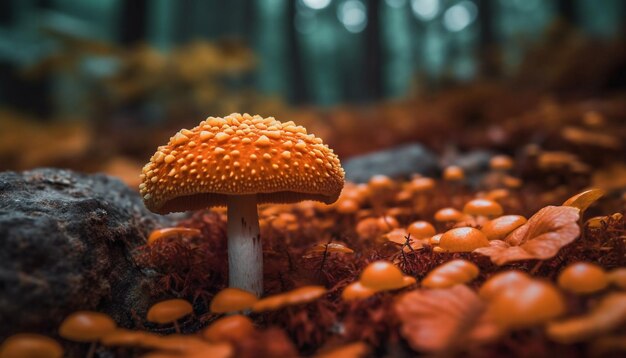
[140,113,344,213]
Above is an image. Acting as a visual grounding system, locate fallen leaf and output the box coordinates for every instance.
[474,206,580,265]
[394,285,500,353]
[546,293,626,344]
[562,188,605,212]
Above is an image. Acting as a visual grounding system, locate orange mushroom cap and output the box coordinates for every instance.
[439,227,489,252]
[480,215,527,241]
[434,208,463,222]
[377,215,400,231]
[443,166,464,181]
[478,270,531,301]
[463,199,503,217]
[210,288,258,313]
[360,261,405,291]
[251,293,287,312]
[408,177,435,193]
[341,281,378,301]
[407,221,436,240]
[336,198,360,214]
[251,285,326,312]
[429,233,443,245]
[607,268,626,289]
[489,155,514,171]
[58,311,117,342]
[557,262,608,294]
[368,175,395,193]
[284,286,327,305]
[489,280,565,328]
[0,334,63,358]
[421,259,479,289]
[147,227,202,245]
[101,329,151,347]
[201,315,255,344]
[140,113,345,214]
[147,299,193,324]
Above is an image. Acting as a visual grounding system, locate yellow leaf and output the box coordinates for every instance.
[562,189,605,212]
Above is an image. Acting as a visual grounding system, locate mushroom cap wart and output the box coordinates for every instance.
[140,113,345,214]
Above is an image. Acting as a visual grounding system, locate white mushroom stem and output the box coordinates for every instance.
[227,194,263,296]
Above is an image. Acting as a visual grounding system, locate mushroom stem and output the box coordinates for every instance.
[86,342,96,358]
[227,194,262,296]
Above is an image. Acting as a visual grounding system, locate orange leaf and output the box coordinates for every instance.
[562,189,605,212]
[474,206,580,265]
[394,285,501,353]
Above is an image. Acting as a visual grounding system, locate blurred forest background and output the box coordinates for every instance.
[0,0,625,186]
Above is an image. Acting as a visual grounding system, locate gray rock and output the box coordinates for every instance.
[0,168,171,340]
[343,143,438,183]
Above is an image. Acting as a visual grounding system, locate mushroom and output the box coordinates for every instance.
[557,262,608,294]
[146,298,193,333]
[434,207,464,230]
[210,288,258,313]
[0,334,63,358]
[463,199,503,219]
[478,270,531,301]
[406,221,436,240]
[443,166,464,182]
[147,227,202,245]
[439,227,489,252]
[58,311,117,358]
[488,279,565,328]
[489,155,514,171]
[252,285,327,312]
[342,281,378,301]
[422,259,479,289]
[342,262,415,301]
[140,113,344,296]
[480,215,527,241]
[202,315,256,344]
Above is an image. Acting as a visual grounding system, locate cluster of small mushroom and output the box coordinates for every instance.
[0,300,228,358]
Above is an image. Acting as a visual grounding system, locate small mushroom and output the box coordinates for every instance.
[0,334,63,358]
[252,285,327,312]
[100,329,152,348]
[443,166,464,182]
[557,262,608,294]
[360,261,406,291]
[478,270,531,301]
[607,268,626,290]
[422,260,479,289]
[439,227,489,252]
[489,155,514,171]
[463,199,503,218]
[147,227,202,245]
[342,282,378,301]
[434,207,464,227]
[140,114,344,296]
[406,221,436,240]
[201,315,256,344]
[210,287,258,313]
[58,311,117,358]
[146,299,193,333]
[488,280,565,328]
[480,215,527,241]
